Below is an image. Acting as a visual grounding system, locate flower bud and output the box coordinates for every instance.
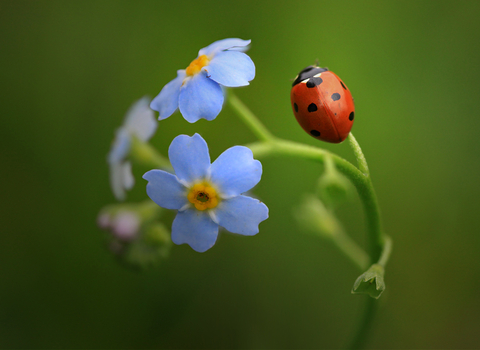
[97,200,170,268]
[317,156,352,209]
[144,222,171,246]
[124,222,172,268]
[111,211,140,241]
[294,195,342,238]
[351,264,386,299]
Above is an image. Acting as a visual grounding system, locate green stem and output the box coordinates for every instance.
[130,136,172,170]
[227,91,275,142]
[297,196,369,271]
[227,95,384,262]
[228,94,388,350]
[348,133,369,176]
[332,228,370,272]
[377,235,392,267]
[346,133,383,263]
[324,154,336,174]
[349,297,378,349]
[349,237,391,349]
[247,138,384,263]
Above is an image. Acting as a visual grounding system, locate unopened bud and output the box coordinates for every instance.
[294,195,342,238]
[317,157,352,208]
[111,211,140,241]
[352,264,386,299]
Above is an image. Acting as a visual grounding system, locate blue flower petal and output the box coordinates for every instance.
[110,161,134,201]
[171,209,219,252]
[124,97,157,141]
[122,161,135,190]
[108,128,130,164]
[199,38,251,57]
[143,170,188,209]
[150,70,186,120]
[178,72,224,122]
[209,146,262,197]
[214,195,268,236]
[206,51,255,87]
[168,134,211,184]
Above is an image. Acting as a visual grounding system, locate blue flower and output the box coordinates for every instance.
[108,97,157,200]
[150,38,255,123]
[143,134,268,252]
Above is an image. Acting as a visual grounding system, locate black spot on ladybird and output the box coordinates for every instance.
[310,130,321,137]
[294,103,298,112]
[349,111,354,121]
[331,93,341,101]
[307,103,317,112]
[306,77,323,88]
[340,81,347,90]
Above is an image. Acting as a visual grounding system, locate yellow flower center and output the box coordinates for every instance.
[185,55,210,76]
[187,182,219,211]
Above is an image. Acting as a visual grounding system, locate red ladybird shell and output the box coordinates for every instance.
[290,66,355,143]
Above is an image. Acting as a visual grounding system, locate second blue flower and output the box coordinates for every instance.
[150,38,255,123]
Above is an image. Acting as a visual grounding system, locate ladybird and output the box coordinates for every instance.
[290,66,355,143]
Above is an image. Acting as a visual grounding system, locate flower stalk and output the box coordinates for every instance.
[228,91,275,142]
[295,195,369,271]
[130,136,171,170]
[246,137,384,263]
[229,93,390,350]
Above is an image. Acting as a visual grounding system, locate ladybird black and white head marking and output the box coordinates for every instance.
[292,66,328,87]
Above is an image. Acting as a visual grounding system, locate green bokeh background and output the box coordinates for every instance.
[2,0,480,348]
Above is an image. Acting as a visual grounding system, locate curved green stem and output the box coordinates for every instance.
[246,138,384,263]
[332,228,370,272]
[377,235,392,267]
[228,94,388,349]
[348,133,369,176]
[130,136,172,170]
[227,95,385,261]
[227,91,275,142]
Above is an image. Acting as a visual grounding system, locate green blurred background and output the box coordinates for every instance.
[2,0,480,348]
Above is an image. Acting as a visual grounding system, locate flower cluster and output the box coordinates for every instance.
[98,36,391,349]
[103,38,267,253]
[100,36,391,308]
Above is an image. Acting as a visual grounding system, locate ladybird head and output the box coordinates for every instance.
[292,66,328,87]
